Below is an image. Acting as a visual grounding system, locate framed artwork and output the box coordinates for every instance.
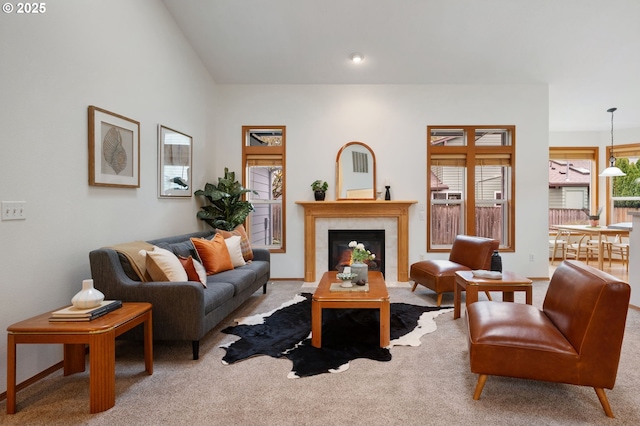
[88,106,140,188]
[158,125,192,198]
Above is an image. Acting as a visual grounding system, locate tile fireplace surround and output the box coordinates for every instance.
[296,200,417,283]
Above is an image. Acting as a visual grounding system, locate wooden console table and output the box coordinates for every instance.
[6,302,153,414]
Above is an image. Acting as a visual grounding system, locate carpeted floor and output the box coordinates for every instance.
[1,280,639,425]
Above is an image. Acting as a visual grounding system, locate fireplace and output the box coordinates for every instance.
[328,229,385,275]
[295,200,417,282]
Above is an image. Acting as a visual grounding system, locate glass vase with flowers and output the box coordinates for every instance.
[349,241,376,285]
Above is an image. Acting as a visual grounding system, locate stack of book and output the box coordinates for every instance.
[49,300,123,322]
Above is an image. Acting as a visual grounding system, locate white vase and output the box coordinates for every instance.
[71,279,104,309]
[351,262,368,285]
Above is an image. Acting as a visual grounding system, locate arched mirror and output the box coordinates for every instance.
[336,141,376,200]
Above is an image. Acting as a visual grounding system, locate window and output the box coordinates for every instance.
[604,143,640,223]
[548,147,599,227]
[242,126,286,252]
[427,126,515,251]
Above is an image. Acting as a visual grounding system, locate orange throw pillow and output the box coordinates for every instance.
[178,255,207,287]
[216,224,253,261]
[191,234,234,275]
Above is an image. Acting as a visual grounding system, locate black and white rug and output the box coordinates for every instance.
[220,293,451,378]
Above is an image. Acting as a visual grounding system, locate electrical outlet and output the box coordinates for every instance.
[1,201,26,220]
[529,254,535,262]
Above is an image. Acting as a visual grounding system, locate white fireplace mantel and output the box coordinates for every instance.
[296,200,418,282]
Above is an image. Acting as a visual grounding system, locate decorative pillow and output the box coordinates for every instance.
[224,235,246,268]
[143,246,188,282]
[216,224,253,261]
[178,255,207,287]
[191,234,234,275]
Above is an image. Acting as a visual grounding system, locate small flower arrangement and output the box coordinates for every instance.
[582,206,603,220]
[349,240,376,263]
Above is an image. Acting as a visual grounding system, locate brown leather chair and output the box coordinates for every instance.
[410,235,499,306]
[466,260,630,418]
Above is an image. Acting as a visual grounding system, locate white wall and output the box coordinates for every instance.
[0,0,217,393]
[216,84,551,280]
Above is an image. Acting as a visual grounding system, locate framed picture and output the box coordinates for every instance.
[88,106,140,188]
[158,125,192,198]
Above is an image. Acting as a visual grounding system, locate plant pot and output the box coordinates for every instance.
[314,190,326,201]
[350,262,368,285]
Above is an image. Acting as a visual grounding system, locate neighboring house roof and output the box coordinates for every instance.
[430,171,449,191]
[549,160,591,187]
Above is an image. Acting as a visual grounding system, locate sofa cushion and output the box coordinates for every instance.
[191,234,234,275]
[155,240,198,259]
[216,224,253,261]
[203,282,235,314]
[207,267,258,295]
[144,247,189,282]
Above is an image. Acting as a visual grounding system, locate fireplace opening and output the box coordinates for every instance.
[328,229,385,276]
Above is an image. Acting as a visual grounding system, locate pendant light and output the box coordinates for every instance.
[599,107,626,177]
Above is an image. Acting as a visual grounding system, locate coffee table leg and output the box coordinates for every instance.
[7,334,16,414]
[379,301,390,347]
[311,301,322,348]
[526,287,533,305]
[89,330,116,413]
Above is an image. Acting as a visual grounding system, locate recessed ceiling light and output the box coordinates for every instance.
[349,53,364,63]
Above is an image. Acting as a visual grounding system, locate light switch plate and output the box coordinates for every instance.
[1,201,26,220]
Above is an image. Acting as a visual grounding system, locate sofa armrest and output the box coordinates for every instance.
[251,248,270,263]
[89,248,206,339]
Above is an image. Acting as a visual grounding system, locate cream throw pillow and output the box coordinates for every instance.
[144,246,189,282]
[224,235,246,268]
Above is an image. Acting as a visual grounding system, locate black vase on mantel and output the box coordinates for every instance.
[314,191,326,201]
[490,250,502,272]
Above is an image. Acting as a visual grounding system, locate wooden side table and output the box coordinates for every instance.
[454,271,532,319]
[6,302,152,414]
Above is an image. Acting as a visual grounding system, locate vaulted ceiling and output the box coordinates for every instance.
[163,0,640,132]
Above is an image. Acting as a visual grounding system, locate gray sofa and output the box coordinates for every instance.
[89,230,270,359]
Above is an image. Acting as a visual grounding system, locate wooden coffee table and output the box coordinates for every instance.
[6,302,153,414]
[312,271,390,348]
[454,270,533,319]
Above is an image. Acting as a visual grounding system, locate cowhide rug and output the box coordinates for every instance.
[220,293,451,378]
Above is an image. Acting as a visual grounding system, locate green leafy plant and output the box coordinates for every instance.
[195,168,257,231]
[311,180,328,192]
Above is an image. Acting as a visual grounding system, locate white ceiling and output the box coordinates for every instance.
[163,0,640,132]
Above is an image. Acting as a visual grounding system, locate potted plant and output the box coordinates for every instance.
[195,168,257,231]
[311,180,328,201]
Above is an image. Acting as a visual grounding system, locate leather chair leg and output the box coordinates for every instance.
[594,388,615,418]
[411,281,419,292]
[436,293,443,307]
[473,374,488,400]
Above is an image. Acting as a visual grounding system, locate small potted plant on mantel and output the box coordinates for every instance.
[311,180,328,201]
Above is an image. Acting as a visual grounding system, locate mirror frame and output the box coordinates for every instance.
[158,125,193,198]
[335,141,377,200]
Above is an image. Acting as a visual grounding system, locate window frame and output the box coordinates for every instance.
[242,125,286,253]
[427,125,516,252]
[604,143,640,224]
